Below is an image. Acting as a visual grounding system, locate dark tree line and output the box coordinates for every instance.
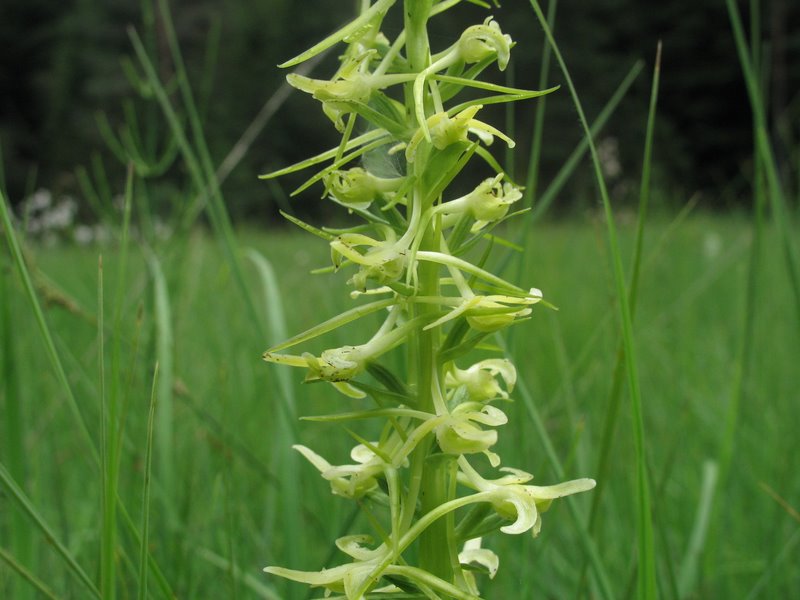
[1,0,797,220]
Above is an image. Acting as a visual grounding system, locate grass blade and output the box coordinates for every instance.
[98,255,117,600]
[1,248,33,600]
[196,548,282,600]
[147,254,176,526]
[0,463,101,599]
[0,190,99,464]
[677,461,718,598]
[137,363,159,600]
[582,44,663,585]
[0,547,61,600]
[495,352,615,600]
[522,0,557,208]
[528,3,657,598]
[127,25,265,340]
[245,249,304,598]
[723,0,800,329]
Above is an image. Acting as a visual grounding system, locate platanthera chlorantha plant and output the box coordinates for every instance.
[261,1,595,598]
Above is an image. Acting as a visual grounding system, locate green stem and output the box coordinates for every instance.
[414,194,454,587]
[405,2,455,588]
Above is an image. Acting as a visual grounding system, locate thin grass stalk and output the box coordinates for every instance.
[0,190,99,463]
[127,28,266,340]
[724,0,800,331]
[583,41,663,564]
[1,252,33,600]
[522,0,557,209]
[496,347,615,600]
[2,189,178,598]
[703,4,771,592]
[677,460,718,598]
[197,548,282,600]
[224,461,239,600]
[137,363,159,600]
[0,547,61,600]
[528,2,657,598]
[109,169,135,589]
[0,463,102,599]
[147,254,176,527]
[245,249,304,593]
[503,60,643,283]
[99,256,118,600]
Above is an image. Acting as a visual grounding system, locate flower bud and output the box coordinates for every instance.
[326,168,402,210]
[446,359,516,402]
[458,18,513,70]
[436,403,507,457]
[463,174,523,231]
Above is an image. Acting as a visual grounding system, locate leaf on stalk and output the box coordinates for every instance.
[366,362,411,396]
[278,0,397,68]
[280,210,335,241]
[267,298,396,352]
[292,138,395,197]
[339,100,407,137]
[301,407,429,423]
[438,331,491,363]
[435,75,556,98]
[259,130,388,180]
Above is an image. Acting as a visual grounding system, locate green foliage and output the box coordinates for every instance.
[2,216,800,598]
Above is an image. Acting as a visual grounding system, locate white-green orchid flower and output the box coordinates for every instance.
[435,401,508,464]
[265,556,384,599]
[457,17,513,69]
[433,173,523,232]
[330,192,422,290]
[425,370,508,465]
[288,51,413,131]
[412,18,513,141]
[421,287,543,333]
[293,444,386,499]
[263,307,415,396]
[459,537,499,595]
[458,456,596,536]
[405,105,514,162]
[445,358,516,402]
[330,229,408,291]
[326,167,404,210]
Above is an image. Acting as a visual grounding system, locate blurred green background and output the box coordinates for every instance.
[1,0,798,218]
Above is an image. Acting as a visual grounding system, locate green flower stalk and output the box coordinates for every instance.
[261,2,595,598]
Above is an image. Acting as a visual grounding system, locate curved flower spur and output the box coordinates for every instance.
[260,2,595,598]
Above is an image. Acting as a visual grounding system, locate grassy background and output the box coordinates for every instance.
[2,210,798,598]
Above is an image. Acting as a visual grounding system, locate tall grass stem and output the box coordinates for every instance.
[528,2,657,598]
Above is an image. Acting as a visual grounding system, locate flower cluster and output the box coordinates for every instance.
[261,2,593,598]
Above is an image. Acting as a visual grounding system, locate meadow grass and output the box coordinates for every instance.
[2,1,799,597]
[2,211,799,598]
